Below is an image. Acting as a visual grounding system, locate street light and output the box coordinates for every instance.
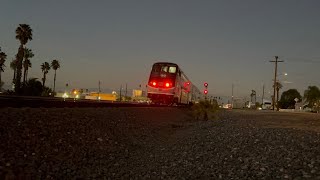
[273,72,288,80]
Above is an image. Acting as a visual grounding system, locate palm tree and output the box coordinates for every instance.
[273,81,283,110]
[51,59,60,94]
[23,48,34,84]
[41,62,50,88]
[15,24,33,93]
[0,48,7,91]
[10,58,18,84]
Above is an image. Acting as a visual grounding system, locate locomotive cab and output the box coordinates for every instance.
[147,63,178,104]
[147,62,201,105]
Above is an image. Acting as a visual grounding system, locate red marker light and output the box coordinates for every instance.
[204,82,208,87]
[204,89,208,94]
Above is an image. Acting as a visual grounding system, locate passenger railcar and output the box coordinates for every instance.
[147,62,203,105]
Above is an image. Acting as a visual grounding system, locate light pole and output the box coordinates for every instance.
[125,83,127,102]
[119,85,122,102]
[231,82,240,108]
[98,81,101,101]
[262,83,265,105]
[231,83,234,108]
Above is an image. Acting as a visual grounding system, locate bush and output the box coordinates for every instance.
[192,100,219,120]
[20,78,53,96]
[3,89,15,95]
[41,86,53,97]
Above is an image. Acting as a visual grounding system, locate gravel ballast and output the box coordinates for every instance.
[0,107,320,179]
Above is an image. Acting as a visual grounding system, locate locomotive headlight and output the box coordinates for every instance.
[165,82,170,87]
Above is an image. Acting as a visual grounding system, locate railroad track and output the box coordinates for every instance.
[0,95,186,108]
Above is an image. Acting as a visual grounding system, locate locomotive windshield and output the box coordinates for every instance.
[152,64,177,74]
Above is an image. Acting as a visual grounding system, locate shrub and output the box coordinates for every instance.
[192,100,219,120]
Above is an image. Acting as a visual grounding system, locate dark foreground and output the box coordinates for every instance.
[1,108,320,179]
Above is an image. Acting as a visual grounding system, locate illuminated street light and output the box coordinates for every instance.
[62,92,69,101]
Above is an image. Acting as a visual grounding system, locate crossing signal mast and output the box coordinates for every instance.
[204,82,208,99]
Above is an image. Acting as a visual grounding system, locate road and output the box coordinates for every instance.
[0,108,319,179]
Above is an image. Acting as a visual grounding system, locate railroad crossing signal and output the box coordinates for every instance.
[204,89,208,95]
[204,82,208,88]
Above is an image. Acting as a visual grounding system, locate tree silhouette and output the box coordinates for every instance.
[51,59,60,95]
[10,58,18,84]
[304,86,320,110]
[279,89,301,109]
[273,81,283,110]
[0,47,7,91]
[15,24,33,93]
[23,48,34,84]
[41,62,50,88]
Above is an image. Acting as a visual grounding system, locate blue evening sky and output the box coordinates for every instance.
[1,0,319,98]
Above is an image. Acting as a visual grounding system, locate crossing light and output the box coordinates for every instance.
[204,82,208,88]
[204,89,208,94]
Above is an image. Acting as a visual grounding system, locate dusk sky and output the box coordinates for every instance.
[1,0,319,99]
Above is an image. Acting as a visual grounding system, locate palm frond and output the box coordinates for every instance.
[51,59,60,70]
[15,24,33,45]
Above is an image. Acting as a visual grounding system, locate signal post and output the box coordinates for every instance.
[204,82,208,100]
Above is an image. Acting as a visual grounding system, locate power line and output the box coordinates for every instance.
[283,57,320,63]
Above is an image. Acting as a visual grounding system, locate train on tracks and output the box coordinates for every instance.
[147,62,204,105]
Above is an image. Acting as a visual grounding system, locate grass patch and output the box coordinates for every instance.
[191,100,219,121]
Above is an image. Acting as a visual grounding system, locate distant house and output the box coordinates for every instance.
[295,102,304,111]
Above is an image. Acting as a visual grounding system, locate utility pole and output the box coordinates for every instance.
[119,84,122,102]
[262,84,265,105]
[270,56,283,111]
[231,83,234,108]
[65,83,68,93]
[98,81,101,100]
[125,83,127,102]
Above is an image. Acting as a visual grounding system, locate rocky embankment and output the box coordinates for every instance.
[0,108,320,179]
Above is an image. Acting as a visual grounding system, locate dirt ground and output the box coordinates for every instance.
[228,110,320,132]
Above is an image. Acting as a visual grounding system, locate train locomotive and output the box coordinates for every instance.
[147,62,203,105]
